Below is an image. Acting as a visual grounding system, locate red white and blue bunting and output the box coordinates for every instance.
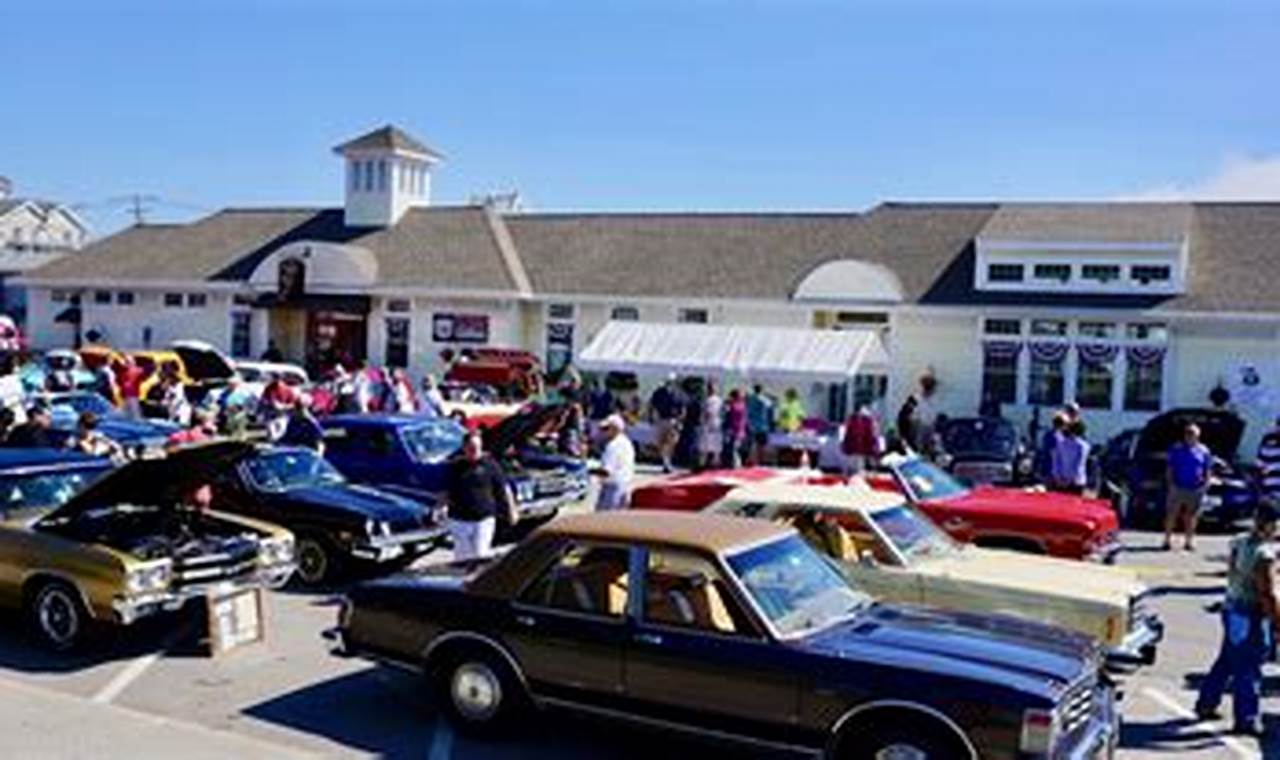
[1126,344,1168,367]
[1029,342,1070,363]
[982,340,1023,360]
[1077,343,1121,364]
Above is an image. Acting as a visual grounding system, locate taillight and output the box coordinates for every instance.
[1020,708,1059,755]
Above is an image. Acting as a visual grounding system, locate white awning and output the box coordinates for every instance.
[577,321,890,382]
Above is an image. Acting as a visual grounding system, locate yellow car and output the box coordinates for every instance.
[0,441,294,650]
[706,482,1163,668]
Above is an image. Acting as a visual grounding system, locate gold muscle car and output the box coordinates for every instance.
[706,482,1163,667]
[0,441,295,650]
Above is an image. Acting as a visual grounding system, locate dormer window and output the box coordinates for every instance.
[1033,263,1071,283]
[1131,264,1171,285]
[987,263,1025,283]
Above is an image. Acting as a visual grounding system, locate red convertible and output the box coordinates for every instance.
[631,456,1121,562]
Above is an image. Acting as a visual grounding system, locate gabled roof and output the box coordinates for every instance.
[332,125,443,160]
[507,212,865,300]
[28,206,515,292]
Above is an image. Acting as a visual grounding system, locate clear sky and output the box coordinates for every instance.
[5,0,1280,236]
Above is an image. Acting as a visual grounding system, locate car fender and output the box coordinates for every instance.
[826,699,978,760]
[421,629,532,694]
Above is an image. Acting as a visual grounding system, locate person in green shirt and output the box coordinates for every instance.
[777,388,806,433]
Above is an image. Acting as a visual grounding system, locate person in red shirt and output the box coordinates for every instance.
[166,408,217,449]
[116,357,145,419]
[841,405,882,475]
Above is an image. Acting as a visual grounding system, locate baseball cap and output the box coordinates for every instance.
[602,413,626,432]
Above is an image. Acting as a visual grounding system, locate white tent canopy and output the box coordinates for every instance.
[577,321,890,382]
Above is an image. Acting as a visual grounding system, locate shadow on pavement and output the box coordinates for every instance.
[243,665,781,759]
[1120,716,1245,754]
[0,607,209,674]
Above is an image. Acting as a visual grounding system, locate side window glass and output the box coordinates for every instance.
[370,431,395,456]
[643,549,752,635]
[782,508,895,565]
[520,543,630,619]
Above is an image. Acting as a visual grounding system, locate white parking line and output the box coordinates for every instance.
[428,717,454,760]
[1140,687,1260,760]
[91,650,165,704]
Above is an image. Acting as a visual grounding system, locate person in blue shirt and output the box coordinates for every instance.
[1165,422,1214,551]
[745,384,773,465]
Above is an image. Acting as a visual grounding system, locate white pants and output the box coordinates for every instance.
[449,517,496,561]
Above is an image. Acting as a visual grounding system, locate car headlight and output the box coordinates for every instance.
[1020,707,1059,755]
[125,560,173,594]
[260,536,295,565]
[516,480,536,502]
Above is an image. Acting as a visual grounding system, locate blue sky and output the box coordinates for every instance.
[5,1,1280,236]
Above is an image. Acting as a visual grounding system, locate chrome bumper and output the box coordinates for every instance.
[518,489,586,520]
[349,527,448,563]
[112,562,295,625]
[1107,614,1164,667]
[1087,536,1124,564]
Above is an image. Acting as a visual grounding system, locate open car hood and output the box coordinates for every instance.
[1136,408,1245,460]
[40,440,255,521]
[483,402,564,455]
[171,340,238,382]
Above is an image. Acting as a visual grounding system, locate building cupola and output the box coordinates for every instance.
[333,124,442,227]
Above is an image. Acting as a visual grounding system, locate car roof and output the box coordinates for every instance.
[540,510,790,554]
[717,482,906,514]
[0,447,108,470]
[323,413,459,430]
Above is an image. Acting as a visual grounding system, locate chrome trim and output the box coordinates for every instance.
[534,695,822,758]
[421,630,532,694]
[826,700,978,760]
[22,571,97,620]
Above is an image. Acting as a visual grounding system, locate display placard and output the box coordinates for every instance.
[206,587,265,656]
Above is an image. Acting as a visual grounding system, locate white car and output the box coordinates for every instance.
[234,360,310,398]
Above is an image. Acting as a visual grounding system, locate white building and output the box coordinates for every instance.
[0,176,90,322]
[20,126,1280,450]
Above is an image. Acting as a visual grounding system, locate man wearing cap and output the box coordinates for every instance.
[1195,503,1280,736]
[594,414,635,511]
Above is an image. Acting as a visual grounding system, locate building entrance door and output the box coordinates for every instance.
[308,310,367,370]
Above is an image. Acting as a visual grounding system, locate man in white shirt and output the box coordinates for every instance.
[594,414,635,511]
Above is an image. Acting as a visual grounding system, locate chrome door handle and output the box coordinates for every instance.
[633,632,663,646]
[515,615,536,628]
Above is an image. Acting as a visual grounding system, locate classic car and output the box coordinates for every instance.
[869,456,1122,562]
[135,340,241,414]
[328,511,1116,759]
[38,390,178,454]
[206,445,445,585]
[706,482,1162,666]
[632,459,1121,562]
[0,448,115,523]
[234,360,310,398]
[321,406,589,529]
[937,416,1034,486]
[0,441,295,650]
[19,350,97,394]
[1098,408,1257,526]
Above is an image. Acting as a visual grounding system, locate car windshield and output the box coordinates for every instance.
[0,467,109,519]
[244,449,346,492]
[403,423,465,464]
[896,458,969,502]
[727,535,871,638]
[870,505,957,561]
[941,419,1017,458]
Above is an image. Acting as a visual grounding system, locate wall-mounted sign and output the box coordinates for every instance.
[433,313,489,344]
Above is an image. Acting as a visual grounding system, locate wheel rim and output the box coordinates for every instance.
[297,539,328,584]
[875,744,928,760]
[450,661,502,722]
[38,588,79,646]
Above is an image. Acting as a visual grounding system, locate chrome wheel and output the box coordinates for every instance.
[36,586,80,649]
[875,745,928,760]
[450,661,503,722]
[296,537,329,585]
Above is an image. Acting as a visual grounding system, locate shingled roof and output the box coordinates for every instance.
[28,206,515,291]
[507,212,865,300]
[332,125,443,160]
[978,202,1193,244]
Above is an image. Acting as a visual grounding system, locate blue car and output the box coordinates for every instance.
[0,448,115,523]
[38,391,178,453]
[321,404,589,528]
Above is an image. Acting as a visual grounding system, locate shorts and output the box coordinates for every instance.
[1167,485,1206,517]
[596,482,631,511]
[656,419,680,449]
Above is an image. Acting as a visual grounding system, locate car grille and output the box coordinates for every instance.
[1061,676,1096,736]
[171,540,259,590]
[535,473,580,497]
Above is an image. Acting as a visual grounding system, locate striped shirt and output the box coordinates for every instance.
[1257,429,1280,497]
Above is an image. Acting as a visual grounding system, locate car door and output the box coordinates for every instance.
[503,540,630,701]
[622,544,801,741]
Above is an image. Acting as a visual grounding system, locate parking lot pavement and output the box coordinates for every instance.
[0,524,1278,758]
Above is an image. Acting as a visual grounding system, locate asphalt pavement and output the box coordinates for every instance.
[0,514,1277,759]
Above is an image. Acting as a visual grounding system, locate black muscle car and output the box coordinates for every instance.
[329,511,1117,759]
[208,446,445,585]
